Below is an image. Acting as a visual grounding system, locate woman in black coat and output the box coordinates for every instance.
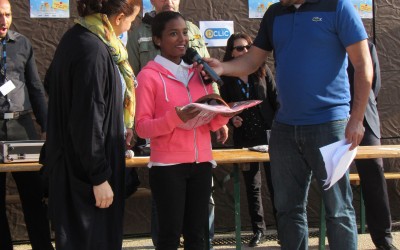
[43,0,140,249]
[220,32,279,247]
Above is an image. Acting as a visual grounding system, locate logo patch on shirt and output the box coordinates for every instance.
[138,37,152,43]
[312,17,323,22]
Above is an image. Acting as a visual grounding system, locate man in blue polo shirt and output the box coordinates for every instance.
[205,0,374,249]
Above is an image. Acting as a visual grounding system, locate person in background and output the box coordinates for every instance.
[127,0,226,247]
[42,0,140,249]
[221,33,278,247]
[0,0,53,249]
[135,11,230,250]
[127,0,214,91]
[220,32,279,247]
[203,0,373,249]
[348,40,398,250]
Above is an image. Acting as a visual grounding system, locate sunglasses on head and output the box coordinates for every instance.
[233,44,252,52]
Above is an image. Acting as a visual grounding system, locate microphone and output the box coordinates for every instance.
[184,47,224,86]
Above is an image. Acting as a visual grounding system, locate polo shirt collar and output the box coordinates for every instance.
[284,0,319,11]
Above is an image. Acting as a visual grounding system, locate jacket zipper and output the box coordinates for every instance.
[186,86,198,162]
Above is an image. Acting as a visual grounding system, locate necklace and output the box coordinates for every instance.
[237,79,249,99]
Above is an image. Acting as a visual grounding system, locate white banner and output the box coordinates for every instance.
[30,0,70,18]
[351,0,373,19]
[248,0,279,19]
[199,21,234,47]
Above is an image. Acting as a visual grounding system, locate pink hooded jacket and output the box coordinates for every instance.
[135,60,229,164]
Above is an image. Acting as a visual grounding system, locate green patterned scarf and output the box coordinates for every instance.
[76,13,136,128]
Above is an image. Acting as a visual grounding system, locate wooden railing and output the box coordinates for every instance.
[2,145,400,250]
[2,145,400,172]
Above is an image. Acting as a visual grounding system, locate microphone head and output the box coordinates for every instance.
[183,47,200,63]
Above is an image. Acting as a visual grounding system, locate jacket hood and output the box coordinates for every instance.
[141,60,200,103]
[142,60,177,78]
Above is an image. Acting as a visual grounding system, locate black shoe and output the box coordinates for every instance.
[248,232,266,247]
[377,243,399,250]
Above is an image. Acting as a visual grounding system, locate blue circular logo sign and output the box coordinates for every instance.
[204,28,231,39]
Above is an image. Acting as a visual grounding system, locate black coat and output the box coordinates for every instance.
[220,66,278,147]
[42,25,125,250]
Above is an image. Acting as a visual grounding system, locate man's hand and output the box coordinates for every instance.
[125,128,134,149]
[345,117,365,150]
[175,106,201,123]
[200,47,269,79]
[198,58,224,81]
[215,125,229,144]
[93,181,114,209]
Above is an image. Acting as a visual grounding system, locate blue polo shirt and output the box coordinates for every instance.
[254,0,367,125]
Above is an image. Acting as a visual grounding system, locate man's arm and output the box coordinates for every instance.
[204,46,269,77]
[346,39,373,149]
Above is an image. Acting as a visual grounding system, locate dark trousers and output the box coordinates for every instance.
[150,162,212,250]
[242,162,277,234]
[356,125,392,247]
[0,115,53,250]
[150,184,215,248]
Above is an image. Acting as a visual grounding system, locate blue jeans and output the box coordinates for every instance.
[269,120,357,250]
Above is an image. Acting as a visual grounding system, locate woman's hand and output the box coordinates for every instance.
[231,116,243,128]
[93,181,114,209]
[175,106,201,123]
[125,128,134,149]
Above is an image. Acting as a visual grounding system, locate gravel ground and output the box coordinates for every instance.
[12,231,400,249]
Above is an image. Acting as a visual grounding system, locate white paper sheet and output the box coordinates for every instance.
[319,139,358,190]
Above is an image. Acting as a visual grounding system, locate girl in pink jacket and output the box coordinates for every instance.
[135,11,229,250]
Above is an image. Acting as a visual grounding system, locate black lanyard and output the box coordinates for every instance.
[1,39,6,81]
[237,79,249,99]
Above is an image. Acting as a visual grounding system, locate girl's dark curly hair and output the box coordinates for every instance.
[77,0,141,17]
